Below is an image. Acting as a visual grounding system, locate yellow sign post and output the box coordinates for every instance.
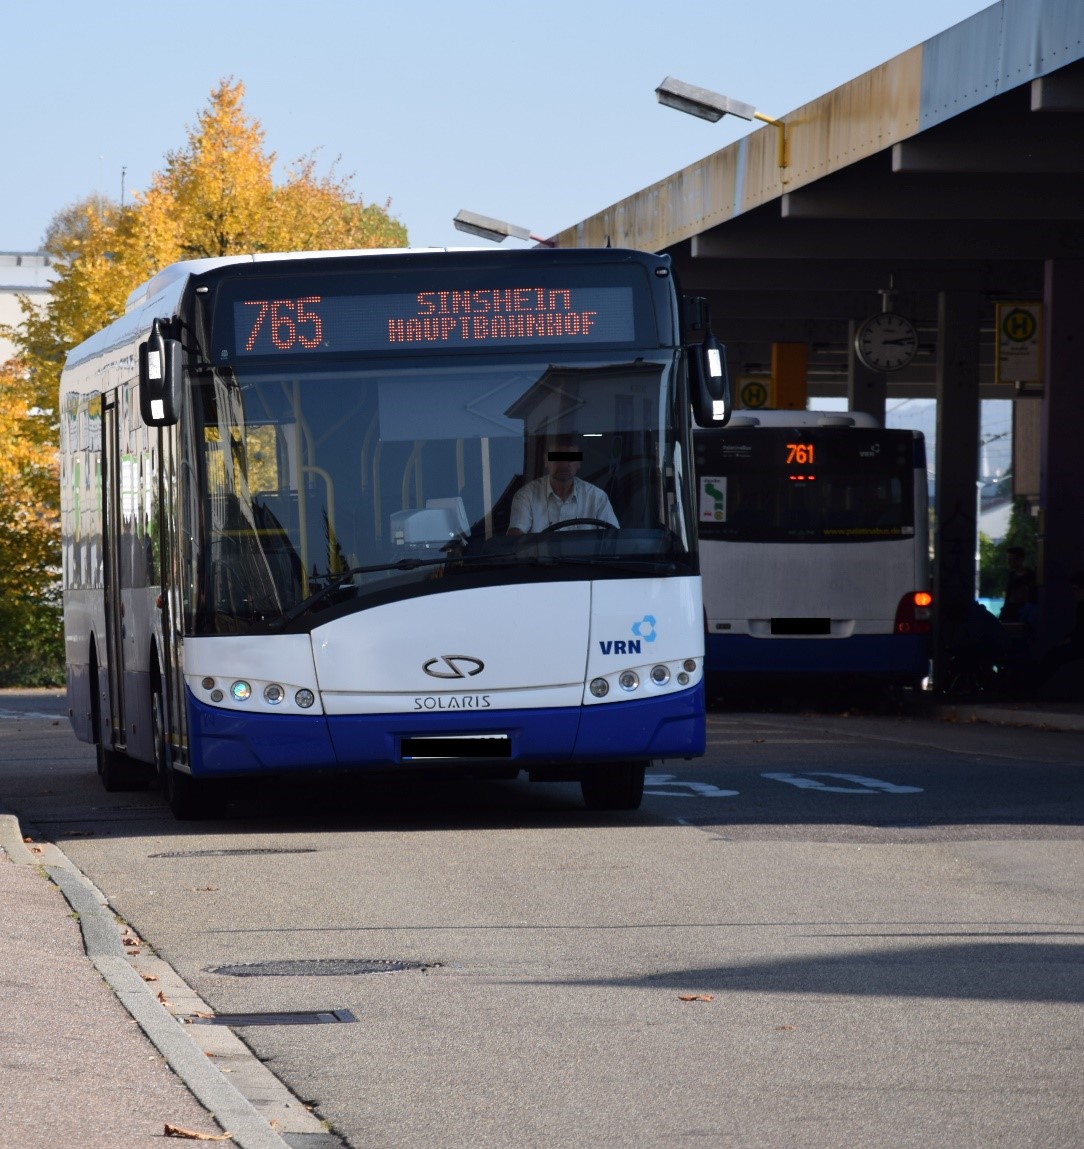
[738,377,769,409]
[995,301,1043,385]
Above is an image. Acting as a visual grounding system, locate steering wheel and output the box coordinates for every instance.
[535,518,618,536]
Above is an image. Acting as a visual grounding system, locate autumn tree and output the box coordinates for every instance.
[16,78,408,405]
[0,77,407,684]
[0,357,62,684]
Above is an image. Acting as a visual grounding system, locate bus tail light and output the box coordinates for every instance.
[895,591,933,635]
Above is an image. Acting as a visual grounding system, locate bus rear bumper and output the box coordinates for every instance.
[184,684,705,778]
[705,632,928,678]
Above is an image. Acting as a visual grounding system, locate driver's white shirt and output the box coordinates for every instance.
[508,475,619,533]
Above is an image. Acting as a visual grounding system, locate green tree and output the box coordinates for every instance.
[978,496,1039,599]
[1,78,407,685]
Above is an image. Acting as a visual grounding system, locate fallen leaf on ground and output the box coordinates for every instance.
[157,990,173,1006]
[163,1124,232,1140]
[678,994,715,1002]
[141,973,159,982]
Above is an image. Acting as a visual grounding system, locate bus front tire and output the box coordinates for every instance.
[164,767,200,822]
[161,760,224,821]
[580,762,646,811]
[96,743,149,791]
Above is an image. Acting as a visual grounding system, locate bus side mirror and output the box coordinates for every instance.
[138,318,182,426]
[691,330,732,427]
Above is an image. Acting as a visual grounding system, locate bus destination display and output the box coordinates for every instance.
[228,284,636,356]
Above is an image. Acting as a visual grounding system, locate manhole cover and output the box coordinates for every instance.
[188,1008,357,1026]
[209,958,430,977]
[149,847,318,858]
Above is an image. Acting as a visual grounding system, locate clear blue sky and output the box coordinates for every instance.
[3,0,995,252]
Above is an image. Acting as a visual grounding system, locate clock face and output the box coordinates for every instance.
[855,312,918,372]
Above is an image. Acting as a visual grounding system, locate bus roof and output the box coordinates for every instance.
[720,410,881,429]
[122,245,665,312]
[124,247,467,311]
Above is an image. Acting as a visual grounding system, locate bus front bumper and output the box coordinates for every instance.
[184,684,705,778]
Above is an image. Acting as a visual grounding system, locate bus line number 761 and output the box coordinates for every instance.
[786,442,815,465]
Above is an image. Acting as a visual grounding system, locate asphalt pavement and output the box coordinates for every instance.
[0,690,305,1149]
[1,683,1081,1149]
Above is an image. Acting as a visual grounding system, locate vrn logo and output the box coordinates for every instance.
[599,615,657,655]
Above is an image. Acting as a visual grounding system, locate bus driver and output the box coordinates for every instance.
[507,437,619,535]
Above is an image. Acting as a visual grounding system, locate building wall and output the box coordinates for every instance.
[0,251,55,362]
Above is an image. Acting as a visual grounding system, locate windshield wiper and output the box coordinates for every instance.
[527,555,678,575]
[270,556,450,628]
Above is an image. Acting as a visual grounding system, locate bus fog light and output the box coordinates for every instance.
[230,680,251,702]
[677,671,690,685]
[210,688,224,702]
[295,689,315,709]
[683,659,697,673]
[201,676,215,690]
[619,671,639,692]
[650,664,670,686]
[264,683,285,705]
[589,678,609,698]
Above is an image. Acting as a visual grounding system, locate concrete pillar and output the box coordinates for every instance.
[932,291,981,688]
[1038,259,1084,649]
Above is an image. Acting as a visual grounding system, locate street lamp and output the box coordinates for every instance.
[452,210,555,246]
[655,76,787,168]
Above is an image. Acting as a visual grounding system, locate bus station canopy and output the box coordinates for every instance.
[553,0,1084,671]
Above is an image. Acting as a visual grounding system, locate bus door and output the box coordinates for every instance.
[159,426,187,767]
[100,394,126,751]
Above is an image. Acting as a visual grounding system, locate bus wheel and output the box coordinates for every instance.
[580,762,646,811]
[96,743,147,791]
[164,765,210,821]
[94,692,148,792]
[152,683,210,819]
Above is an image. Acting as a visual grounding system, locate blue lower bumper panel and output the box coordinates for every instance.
[185,684,705,778]
[705,633,928,677]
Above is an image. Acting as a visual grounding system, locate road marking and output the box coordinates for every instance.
[760,772,923,794]
[707,737,854,745]
[645,773,740,798]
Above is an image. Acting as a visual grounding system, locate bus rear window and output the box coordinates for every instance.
[695,428,918,543]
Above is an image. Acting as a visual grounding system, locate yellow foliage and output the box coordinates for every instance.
[0,77,408,681]
[0,358,59,584]
[6,76,408,409]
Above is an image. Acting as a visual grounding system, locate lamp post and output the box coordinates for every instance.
[655,76,787,169]
[453,210,555,246]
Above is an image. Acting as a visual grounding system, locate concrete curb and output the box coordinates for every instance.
[0,811,293,1149]
[926,703,1084,733]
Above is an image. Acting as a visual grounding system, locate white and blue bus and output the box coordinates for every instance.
[60,247,729,817]
[694,410,931,697]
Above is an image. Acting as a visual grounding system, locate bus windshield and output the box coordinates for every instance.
[694,427,919,543]
[185,351,692,634]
